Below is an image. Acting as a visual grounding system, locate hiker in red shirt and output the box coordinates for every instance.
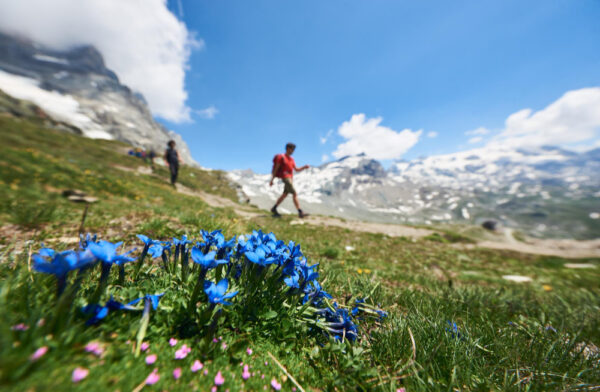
[269,142,310,218]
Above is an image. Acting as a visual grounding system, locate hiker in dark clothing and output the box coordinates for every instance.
[164,140,181,186]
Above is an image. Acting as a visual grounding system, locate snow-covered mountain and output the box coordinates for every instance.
[0,32,196,165]
[229,147,600,239]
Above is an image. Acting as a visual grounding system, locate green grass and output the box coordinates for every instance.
[0,113,599,391]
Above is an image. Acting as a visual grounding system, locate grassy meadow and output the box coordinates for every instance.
[0,113,599,391]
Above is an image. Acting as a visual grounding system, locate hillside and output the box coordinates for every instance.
[0,107,599,391]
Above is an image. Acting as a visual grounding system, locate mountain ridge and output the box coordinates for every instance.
[0,32,197,166]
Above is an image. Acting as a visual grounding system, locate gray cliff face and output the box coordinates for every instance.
[0,32,196,165]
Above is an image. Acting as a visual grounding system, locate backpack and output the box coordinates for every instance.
[272,154,284,178]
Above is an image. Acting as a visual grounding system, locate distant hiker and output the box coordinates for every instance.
[164,140,181,187]
[148,149,157,171]
[269,143,310,218]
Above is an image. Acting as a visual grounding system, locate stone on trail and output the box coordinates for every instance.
[564,263,596,269]
[502,275,532,283]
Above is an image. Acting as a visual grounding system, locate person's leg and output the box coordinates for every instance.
[173,165,179,185]
[292,193,300,210]
[271,192,287,217]
[275,192,288,207]
[170,164,178,185]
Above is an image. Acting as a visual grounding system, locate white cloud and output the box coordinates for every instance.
[0,0,200,123]
[320,129,334,144]
[332,114,422,160]
[427,131,438,138]
[321,154,329,162]
[465,127,490,136]
[195,106,219,119]
[488,87,600,149]
[468,136,483,144]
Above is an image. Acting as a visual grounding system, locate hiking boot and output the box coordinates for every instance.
[298,209,309,219]
[271,206,281,218]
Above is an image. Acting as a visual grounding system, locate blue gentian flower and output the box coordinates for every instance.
[172,235,191,247]
[33,249,97,295]
[33,249,96,277]
[446,321,463,339]
[128,293,165,310]
[148,243,165,258]
[38,247,56,258]
[203,279,238,305]
[82,296,136,325]
[79,233,97,249]
[136,234,155,247]
[87,240,136,266]
[327,308,358,341]
[244,245,276,266]
[191,248,227,270]
[284,271,301,288]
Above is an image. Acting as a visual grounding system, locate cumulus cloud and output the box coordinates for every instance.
[427,131,438,138]
[488,87,600,149]
[332,114,422,160]
[321,154,329,162]
[320,129,334,144]
[468,136,483,144]
[195,106,219,119]
[465,127,490,136]
[0,0,200,123]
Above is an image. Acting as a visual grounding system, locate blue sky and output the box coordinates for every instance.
[161,0,600,172]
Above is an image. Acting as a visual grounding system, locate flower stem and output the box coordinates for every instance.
[135,299,151,357]
[188,269,207,312]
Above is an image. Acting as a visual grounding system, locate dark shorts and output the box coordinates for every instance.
[282,177,296,194]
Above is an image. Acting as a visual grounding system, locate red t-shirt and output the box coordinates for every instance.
[273,153,295,178]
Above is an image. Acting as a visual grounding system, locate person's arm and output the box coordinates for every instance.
[176,150,182,164]
[163,150,169,166]
[270,161,281,186]
[295,163,310,172]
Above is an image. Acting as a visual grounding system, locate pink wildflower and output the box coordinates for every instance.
[191,360,204,372]
[84,342,104,357]
[140,342,150,352]
[221,342,227,350]
[396,389,406,392]
[72,367,89,383]
[212,338,218,343]
[271,378,282,391]
[30,346,48,361]
[174,344,191,359]
[261,374,265,379]
[145,368,160,385]
[11,323,29,331]
[173,367,182,380]
[246,347,253,355]
[242,365,251,380]
[169,338,178,346]
[204,369,209,376]
[145,354,157,365]
[211,387,217,392]
[215,371,225,386]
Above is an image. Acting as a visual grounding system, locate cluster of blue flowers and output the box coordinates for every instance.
[32,229,386,342]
